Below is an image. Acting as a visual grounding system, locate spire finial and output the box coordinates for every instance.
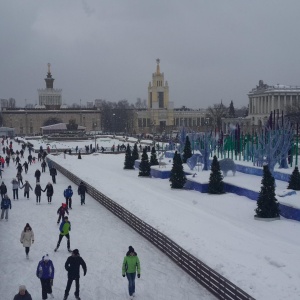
[47,63,51,74]
[156,58,160,74]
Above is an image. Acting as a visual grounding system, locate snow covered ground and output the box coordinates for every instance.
[3,137,300,300]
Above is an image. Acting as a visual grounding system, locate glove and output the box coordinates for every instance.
[137,274,140,278]
[122,274,125,277]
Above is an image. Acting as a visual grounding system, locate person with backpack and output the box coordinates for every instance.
[54,216,71,252]
[36,254,55,300]
[43,182,54,204]
[11,178,19,200]
[20,223,34,259]
[122,246,141,299]
[1,194,11,220]
[57,203,69,224]
[0,181,7,200]
[64,186,73,209]
[77,182,87,205]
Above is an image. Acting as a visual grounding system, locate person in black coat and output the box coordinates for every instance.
[34,183,43,204]
[0,181,7,200]
[50,167,57,184]
[13,285,32,300]
[77,182,87,205]
[63,249,87,300]
[35,169,41,183]
[43,182,54,203]
[41,160,47,172]
[23,161,29,174]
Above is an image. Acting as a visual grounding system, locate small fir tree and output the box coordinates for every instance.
[182,136,192,163]
[139,148,151,176]
[287,166,300,190]
[78,151,82,159]
[124,144,134,169]
[208,155,224,194]
[132,143,139,162]
[228,100,236,118]
[169,151,186,189]
[255,164,280,218]
[150,146,159,166]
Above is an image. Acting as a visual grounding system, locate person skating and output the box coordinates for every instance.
[41,160,47,173]
[63,249,87,300]
[20,180,33,199]
[23,161,29,174]
[5,155,10,167]
[64,185,73,209]
[20,223,34,259]
[0,181,7,199]
[16,163,23,174]
[50,166,57,184]
[57,203,69,224]
[13,285,32,300]
[43,182,54,204]
[54,216,71,252]
[122,246,141,299]
[11,178,19,200]
[77,181,87,205]
[35,169,41,182]
[1,194,11,221]
[28,154,32,165]
[16,171,23,186]
[34,182,43,204]
[36,254,55,300]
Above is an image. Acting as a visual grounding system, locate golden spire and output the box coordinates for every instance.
[156,58,160,75]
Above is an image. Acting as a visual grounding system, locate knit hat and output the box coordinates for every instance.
[19,285,26,291]
[72,249,79,255]
[44,254,50,261]
[128,246,134,253]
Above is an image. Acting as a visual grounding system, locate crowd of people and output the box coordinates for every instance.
[2,137,141,300]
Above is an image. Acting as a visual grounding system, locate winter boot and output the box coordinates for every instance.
[63,295,68,300]
[68,248,72,253]
[54,247,58,252]
[74,292,81,300]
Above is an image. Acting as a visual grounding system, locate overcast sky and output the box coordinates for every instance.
[1,0,300,109]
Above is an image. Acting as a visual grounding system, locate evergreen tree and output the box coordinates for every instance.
[124,144,134,169]
[228,100,236,118]
[139,148,151,176]
[78,151,82,159]
[182,135,192,163]
[132,143,139,162]
[287,166,300,190]
[255,164,280,218]
[150,146,159,166]
[169,151,186,189]
[208,155,224,194]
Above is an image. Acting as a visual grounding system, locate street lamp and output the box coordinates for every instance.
[112,113,116,136]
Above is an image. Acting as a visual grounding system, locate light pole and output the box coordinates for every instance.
[112,113,116,136]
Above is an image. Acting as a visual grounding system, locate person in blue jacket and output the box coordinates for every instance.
[36,254,55,300]
[64,186,73,209]
[54,216,71,252]
[1,194,11,220]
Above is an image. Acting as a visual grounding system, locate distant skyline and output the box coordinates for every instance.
[1,0,300,109]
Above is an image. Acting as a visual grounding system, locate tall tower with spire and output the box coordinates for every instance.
[37,63,62,110]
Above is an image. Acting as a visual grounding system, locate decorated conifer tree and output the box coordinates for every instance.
[124,144,134,169]
[182,135,192,163]
[255,164,280,218]
[150,146,159,166]
[287,166,300,190]
[139,148,151,176]
[132,143,139,162]
[208,155,224,194]
[169,151,186,189]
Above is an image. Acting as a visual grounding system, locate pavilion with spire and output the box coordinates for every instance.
[37,63,62,110]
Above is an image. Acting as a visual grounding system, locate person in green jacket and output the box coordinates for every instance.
[54,216,71,252]
[122,246,141,299]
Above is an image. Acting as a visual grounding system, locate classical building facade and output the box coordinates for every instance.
[248,80,300,126]
[37,63,62,110]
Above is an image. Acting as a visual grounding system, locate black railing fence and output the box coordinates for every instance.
[49,158,255,300]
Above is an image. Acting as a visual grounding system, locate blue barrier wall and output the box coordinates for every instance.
[279,203,300,221]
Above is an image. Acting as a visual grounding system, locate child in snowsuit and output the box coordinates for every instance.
[36,254,55,300]
[20,223,34,259]
[64,186,73,209]
[54,216,71,252]
[57,203,69,224]
[1,194,11,220]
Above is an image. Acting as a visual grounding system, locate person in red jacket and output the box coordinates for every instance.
[57,203,69,224]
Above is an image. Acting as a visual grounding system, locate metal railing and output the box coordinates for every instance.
[49,158,255,300]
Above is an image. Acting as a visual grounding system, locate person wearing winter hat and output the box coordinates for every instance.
[63,249,87,300]
[13,285,32,300]
[20,223,34,259]
[77,181,87,205]
[11,177,19,200]
[57,203,69,224]
[34,182,43,204]
[20,180,33,199]
[63,185,73,209]
[122,246,141,299]
[36,253,55,300]
[43,182,54,204]
[1,194,11,220]
[54,216,71,252]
